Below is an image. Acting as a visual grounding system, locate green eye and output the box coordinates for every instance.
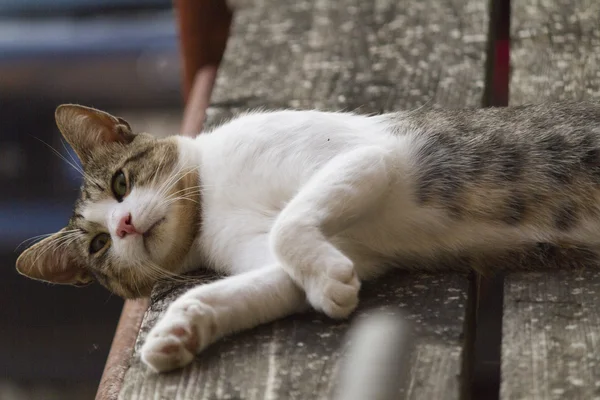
[112,170,128,201]
[90,233,110,254]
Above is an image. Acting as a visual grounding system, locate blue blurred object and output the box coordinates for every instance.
[0,0,181,108]
[0,0,183,252]
[0,0,171,15]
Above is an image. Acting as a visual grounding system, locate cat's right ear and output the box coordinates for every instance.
[55,104,136,165]
[16,228,93,287]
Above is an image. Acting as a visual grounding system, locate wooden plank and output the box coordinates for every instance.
[119,0,491,398]
[121,272,474,400]
[510,1,600,104]
[206,0,488,121]
[503,271,600,400]
[502,2,600,399]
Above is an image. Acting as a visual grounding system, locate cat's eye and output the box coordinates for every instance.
[90,233,110,254]
[112,170,128,201]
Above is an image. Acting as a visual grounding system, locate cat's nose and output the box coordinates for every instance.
[117,213,139,238]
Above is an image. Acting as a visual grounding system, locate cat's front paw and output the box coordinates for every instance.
[306,259,361,319]
[141,299,217,373]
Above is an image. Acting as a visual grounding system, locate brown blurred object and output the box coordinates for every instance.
[95,1,233,398]
[176,0,233,136]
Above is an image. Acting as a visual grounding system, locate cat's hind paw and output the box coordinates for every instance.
[307,259,361,319]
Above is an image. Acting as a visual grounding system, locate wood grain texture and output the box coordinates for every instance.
[119,0,491,398]
[120,272,473,400]
[510,0,600,104]
[205,0,489,124]
[502,2,600,399]
[502,271,600,400]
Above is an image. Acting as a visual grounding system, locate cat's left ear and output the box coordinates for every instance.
[55,104,135,165]
[16,228,93,287]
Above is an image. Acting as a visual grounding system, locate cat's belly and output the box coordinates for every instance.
[336,210,583,276]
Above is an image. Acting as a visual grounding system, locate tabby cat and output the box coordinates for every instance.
[16,102,600,372]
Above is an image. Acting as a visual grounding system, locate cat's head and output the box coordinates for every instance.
[16,105,200,298]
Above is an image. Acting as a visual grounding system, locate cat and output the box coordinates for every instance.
[16,102,600,373]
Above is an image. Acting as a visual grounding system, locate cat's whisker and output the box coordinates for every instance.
[144,158,177,223]
[157,168,197,200]
[151,152,168,189]
[54,235,81,256]
[158,187,202,208]
[172,197,199,206]
[161,165,197,193]
[155,163,187,196]
[164,190,202,201]
[138,259,200,284]
[149,171,200,214]
[133,261,175,285]
[33,135,107,188]
[141,261,182,280]
[51,233,81,255]
[140,169,197,229]
[164,185,203,197]
[165,192,203,202]
[60,139,84,175]
[15,234,54,251]
[32,136,84,177]
[15,230,79,252]
[167,186,203,198]
[161,196,200,208]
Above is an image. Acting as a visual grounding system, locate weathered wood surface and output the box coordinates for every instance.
[121,272,473,400]
[502,2,600,399]
[206,0,488,120]
[503,271,600,400]
[510,0,600,104]
[119,0,491,398]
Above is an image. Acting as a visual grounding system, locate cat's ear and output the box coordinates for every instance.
[55,104,135,164]
[16,228,93,287]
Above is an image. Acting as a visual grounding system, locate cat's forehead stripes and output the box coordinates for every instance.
[120,146,154,169]
[76,136,179,199]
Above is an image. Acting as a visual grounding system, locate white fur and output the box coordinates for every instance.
[141,110,541,372]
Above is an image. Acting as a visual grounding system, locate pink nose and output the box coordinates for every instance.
[117,213,138,238]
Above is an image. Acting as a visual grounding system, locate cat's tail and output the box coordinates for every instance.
[335,310,414,400]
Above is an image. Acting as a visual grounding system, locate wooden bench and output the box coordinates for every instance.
[95,0,600,399]
[501,1,600,399]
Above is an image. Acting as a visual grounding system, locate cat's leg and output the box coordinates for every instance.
[141,265,306,372]
[270,146,391,319]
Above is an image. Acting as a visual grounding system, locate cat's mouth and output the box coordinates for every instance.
[143,217,166,240]
[139,216,168,259]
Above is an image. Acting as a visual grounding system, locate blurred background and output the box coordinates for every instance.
[0,1,184,398]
